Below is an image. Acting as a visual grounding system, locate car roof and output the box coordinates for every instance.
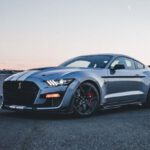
[79,53,131,58]
[78,53,145,65]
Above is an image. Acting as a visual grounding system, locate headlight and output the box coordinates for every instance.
[46,79,74,86]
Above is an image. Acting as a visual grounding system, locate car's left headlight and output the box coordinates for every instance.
[46,79,74,86]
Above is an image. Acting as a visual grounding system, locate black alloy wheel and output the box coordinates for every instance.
[143,89,150,108]
[73,82,100,117]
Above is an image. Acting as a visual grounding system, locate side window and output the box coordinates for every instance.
[124,59,135,69]
[135,61,145,69]
[111,57,135,70]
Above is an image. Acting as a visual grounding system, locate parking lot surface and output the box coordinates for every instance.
[0,102,150,150]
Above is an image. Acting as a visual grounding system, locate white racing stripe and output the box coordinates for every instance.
[105,91,144,99]
[17,70,39,81]
[9,71,28,81]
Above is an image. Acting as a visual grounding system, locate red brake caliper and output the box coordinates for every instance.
[87,92,94,107]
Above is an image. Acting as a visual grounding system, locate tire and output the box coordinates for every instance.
[143,89,150,108]
[72,82,100,117]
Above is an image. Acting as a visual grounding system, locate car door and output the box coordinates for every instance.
[105,56,145,104]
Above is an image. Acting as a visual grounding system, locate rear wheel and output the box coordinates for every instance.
[72,82,100,117]
[143,89,150,107]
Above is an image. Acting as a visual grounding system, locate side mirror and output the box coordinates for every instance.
[111,64,125,70]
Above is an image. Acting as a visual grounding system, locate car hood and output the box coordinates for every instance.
[31,67,86,80]
[6,67,96,81]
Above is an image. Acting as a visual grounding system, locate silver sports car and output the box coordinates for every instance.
[2,54,150,116]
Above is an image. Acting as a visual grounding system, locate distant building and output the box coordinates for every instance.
[0,70,23,74]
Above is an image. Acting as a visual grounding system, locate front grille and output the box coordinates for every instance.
[3,81,39,106]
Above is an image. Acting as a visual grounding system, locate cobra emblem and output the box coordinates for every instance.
[18,82,22,90]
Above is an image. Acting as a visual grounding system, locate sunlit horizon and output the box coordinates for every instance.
[0,51,149,70]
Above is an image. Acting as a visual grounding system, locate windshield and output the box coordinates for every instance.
[60,55,113,68]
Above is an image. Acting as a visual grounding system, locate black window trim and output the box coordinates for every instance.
[108,56,136,70]
[134,60,145,70]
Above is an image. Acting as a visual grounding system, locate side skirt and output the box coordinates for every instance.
[101,101,143,110]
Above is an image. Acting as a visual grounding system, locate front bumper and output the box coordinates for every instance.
[2,105,68,112]
[2,79,80,112]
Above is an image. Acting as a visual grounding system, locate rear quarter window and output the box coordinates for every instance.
[135,61,145,69]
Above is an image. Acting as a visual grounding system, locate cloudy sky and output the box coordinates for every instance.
[0,0,150,69]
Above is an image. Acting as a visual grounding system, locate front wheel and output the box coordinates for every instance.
[72,82,100,117]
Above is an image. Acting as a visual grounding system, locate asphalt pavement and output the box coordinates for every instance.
[0,102,150,150]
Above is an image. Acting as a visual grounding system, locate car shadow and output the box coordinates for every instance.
[0,104,148,121]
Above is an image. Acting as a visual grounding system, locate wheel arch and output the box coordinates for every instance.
[80,79,102,105]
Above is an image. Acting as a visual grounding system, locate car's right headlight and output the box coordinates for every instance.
[46,79,74,87]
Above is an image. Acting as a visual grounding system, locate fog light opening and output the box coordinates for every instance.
[45,93,61,99]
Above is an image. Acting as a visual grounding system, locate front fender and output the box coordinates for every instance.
[62,71,106,105]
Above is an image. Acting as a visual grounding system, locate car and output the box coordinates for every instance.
[1,54,150,117]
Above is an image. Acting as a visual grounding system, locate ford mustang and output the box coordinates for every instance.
[2,54,150,116]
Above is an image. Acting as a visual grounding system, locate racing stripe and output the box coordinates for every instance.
[17,70,39,81]
[9,71,28,81]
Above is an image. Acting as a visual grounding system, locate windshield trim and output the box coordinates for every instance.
[59,55,113,69]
